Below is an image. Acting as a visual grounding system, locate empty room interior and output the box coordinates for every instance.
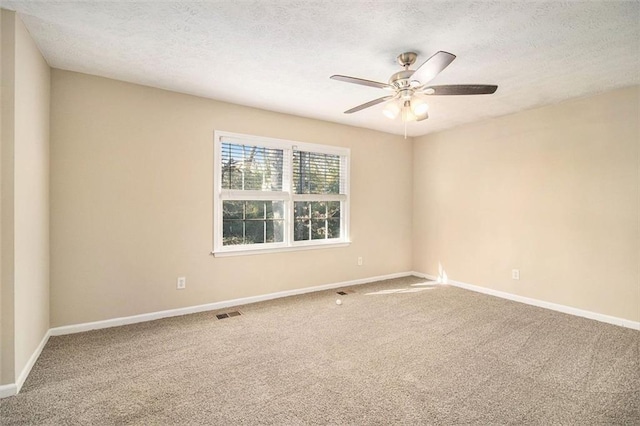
[0,1,638,424]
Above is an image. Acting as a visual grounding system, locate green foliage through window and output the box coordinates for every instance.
[294,201,340,241]
[223,201,284,246]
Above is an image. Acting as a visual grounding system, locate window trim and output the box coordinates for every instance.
[212,131,350,256]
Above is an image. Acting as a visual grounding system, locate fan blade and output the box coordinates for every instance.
[344,96,394,114]
[410,51,456,85]
[422,85,498,96]
[331,75,392,90]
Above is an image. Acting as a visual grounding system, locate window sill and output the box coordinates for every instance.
[211,241,351,257]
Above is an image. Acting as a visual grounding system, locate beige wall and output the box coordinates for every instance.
[0,9,50,385]
[0,9,3,383]
[0,10,50,384]
[0,9,15,386]
[50,70,413,327]
[413,86,640,322]
[13,13,50,380]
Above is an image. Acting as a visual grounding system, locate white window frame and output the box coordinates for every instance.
[213,131,350,257]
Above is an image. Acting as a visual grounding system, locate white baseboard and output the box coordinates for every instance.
[0,383,17,399]
[50,271,414,336]
[16,330,51,392]
[412,271,640,331]
[0,329,51,399]
[5,269,635,401]
[2,271,414,399]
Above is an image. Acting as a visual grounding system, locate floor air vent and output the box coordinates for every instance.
[216,311,241,320]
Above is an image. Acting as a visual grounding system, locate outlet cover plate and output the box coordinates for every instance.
[177,277,186,289]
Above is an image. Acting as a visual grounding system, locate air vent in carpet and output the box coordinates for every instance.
[216,311,241,320]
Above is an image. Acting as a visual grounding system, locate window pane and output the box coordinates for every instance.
[311,219,326,240]
[245,220,264,244]
[327,201,340,219]
[327,201,341,239]
[294,201,309,220]
[223,200,244,220]
[222,220,244,246]
[244,201,265,219]
[267,200,284,220]
[293,151,342,195]
[311,202,327,240]
[222,201,284,246]
[327,218,340,239]
[311,201,326,219]
[294,220,310,241]
[221,142,283,191]
[294,201,310,241]
[266,219,284,243]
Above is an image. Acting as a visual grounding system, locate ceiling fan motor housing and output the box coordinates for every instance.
[389,70,416,89]
[390,69,417,100]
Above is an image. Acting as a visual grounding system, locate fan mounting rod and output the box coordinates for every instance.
[389,52,420,90]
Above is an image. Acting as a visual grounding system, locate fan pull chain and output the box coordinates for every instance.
[404,120,408,139]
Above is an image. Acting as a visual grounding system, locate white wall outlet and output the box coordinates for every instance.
[177,276,186,289]
[512,269,520,280]
[357,256,363,266]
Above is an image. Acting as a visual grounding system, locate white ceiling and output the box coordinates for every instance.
[3,1,639,137]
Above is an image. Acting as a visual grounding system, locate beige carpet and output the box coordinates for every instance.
[1,276,638,425]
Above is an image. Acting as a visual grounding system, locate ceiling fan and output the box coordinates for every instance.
[331,51,498,123]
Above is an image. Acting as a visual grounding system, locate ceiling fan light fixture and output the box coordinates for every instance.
[382,101,400,119]
[411,98,429,116]
[331,50,498,126]
[415,110,429,121]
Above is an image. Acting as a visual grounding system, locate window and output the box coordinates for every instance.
[213,131,349,256]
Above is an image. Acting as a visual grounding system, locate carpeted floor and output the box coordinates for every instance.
[1,276,638,425]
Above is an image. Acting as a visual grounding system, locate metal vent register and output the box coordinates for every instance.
[216,311,242,320]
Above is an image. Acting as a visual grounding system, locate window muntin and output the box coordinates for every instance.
[214,132,349,255]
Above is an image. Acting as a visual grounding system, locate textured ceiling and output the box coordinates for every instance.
[3,1,639,137]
